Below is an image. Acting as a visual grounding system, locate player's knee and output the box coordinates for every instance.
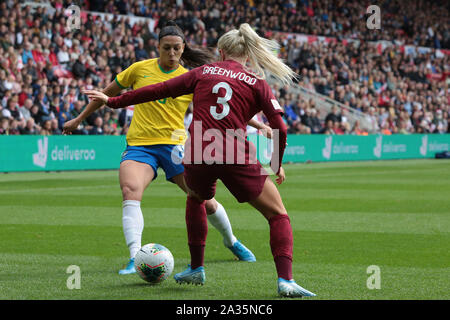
[121,183,142,200]
[204,199,218,214]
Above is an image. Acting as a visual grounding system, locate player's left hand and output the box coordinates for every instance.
[83,90,109,105]
[275,166,285,185]
[260,124,273,139]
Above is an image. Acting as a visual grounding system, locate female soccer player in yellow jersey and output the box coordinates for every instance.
[63,21,268,274]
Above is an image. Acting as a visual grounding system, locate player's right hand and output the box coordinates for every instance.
[62,118,81,135]
[83,90,109,105]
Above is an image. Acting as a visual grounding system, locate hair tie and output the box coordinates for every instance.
[159,24,185,42]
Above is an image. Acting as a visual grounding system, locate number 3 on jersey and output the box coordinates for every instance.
[210,82,232,120]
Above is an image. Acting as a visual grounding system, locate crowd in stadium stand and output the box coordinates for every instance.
[0,0,448,136]
[109,0,450,49]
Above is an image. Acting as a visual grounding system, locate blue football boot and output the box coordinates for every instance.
[227,240,256,262]
[174,265,206,285]
[277,278,316,297]
[118,258,136,275]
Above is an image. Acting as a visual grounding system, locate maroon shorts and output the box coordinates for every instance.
[183,163,269,203]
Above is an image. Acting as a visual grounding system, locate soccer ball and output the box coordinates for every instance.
[134,243,174,284]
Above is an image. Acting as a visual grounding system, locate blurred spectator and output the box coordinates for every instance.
[72,55,87,79]
[325,106,340,125]
[310,109,323,132]
[34,91,53,123]
[321,119,335,134]
[351,120,368,135]
[2,97,23,123]
[135,40,149,61]
[282,97,301,129]
[380,122,392,135]
[39,119,52,135]
[17,98,33,121]
[21,42,34,65]
[398,120,410,134]
[57,44,70,67]
[434,109,448,133]
[21,117,39,135]
[58,101,73,128]
[0,117,9,134]
[293,122,311,134]
[7,119,20,135]
[50,118,62,135]
[89,116,104,135]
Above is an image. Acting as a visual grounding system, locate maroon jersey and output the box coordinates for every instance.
[107,60,286,170]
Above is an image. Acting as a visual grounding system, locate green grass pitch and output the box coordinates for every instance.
[0,159,449,300]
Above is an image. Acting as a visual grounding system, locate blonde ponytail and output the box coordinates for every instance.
[217,23,296,85]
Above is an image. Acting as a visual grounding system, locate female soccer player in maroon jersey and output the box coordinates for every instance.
[84,23,316,297]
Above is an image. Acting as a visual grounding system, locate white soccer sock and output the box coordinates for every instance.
[207,202,237,248]
[122,200,144,259]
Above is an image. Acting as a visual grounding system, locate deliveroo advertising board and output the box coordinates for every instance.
[0,134,449,172]
[248,134,450,163]
[0,135,126,172]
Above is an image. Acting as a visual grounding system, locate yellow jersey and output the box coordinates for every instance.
[115,58,193,146]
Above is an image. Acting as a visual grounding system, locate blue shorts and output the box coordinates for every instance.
[121,144,185,182]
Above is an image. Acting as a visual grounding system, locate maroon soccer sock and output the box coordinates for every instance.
[186,196,208,269]
[274,256,292,280]
[268,214,293,280]
[188,245,205,270]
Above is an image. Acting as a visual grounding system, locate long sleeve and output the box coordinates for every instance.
[107,81,172,109]
[106,69,198,109]
[267,113,287,175]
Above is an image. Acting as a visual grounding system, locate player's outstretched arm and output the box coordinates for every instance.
[87,72,196,109]
[84,82,173,109]
[63,81,122,135]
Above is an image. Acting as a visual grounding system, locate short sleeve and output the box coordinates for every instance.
[258,81,283,119]
[115,62,138,89]
[107,68,199,109]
